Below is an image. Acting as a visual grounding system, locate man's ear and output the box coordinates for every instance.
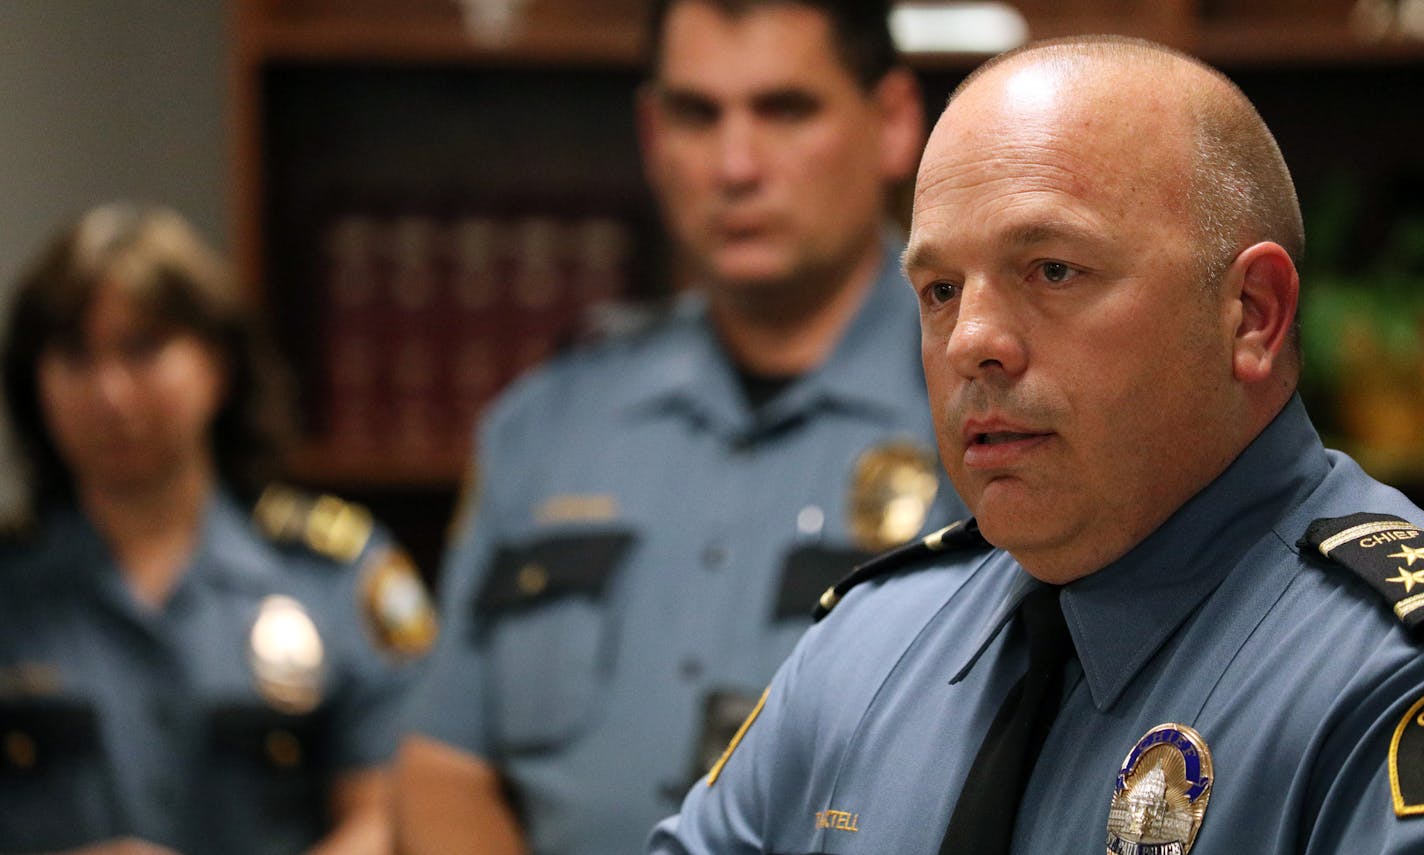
[1227,241,1299,384]
[873,67,927,183]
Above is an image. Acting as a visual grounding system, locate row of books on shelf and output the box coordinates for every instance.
[313,208,638,460]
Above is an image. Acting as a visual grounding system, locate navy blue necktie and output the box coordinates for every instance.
[938,585,1073,855]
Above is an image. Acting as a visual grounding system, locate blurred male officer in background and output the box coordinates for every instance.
[651,35,1424,855]
[395,1,967,853]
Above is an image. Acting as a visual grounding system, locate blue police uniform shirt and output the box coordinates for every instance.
[409,237,968,855]
[651,396,1424,854]
[0,488,422,855]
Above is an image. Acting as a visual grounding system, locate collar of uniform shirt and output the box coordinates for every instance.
[20,505,111,587]
[948,567,1043,686]
[947,395,1330,712]
[1064,395,1327,711]
[623,236,924,434]
[47,487,287,597]
[190,488,291,593]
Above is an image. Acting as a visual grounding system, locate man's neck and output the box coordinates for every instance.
[78,460,216,609]
[708,240,884,377]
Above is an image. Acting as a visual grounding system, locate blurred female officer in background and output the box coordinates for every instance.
[0,202,434,855]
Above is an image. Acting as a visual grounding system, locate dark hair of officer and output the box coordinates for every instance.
[645,0,900,89]
[1,202,295,509]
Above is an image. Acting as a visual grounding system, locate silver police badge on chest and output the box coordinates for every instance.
[1106,723,1213,855]
[248,595,326,714]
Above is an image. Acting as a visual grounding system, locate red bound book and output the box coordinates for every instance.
[383,212,447,457]
[505,215,573,382]
[443,214,507,453]
[322,213,386,454]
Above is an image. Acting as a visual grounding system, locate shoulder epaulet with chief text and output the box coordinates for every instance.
[813,518,990,622]
[252,484,373,564]
[1301,512,1424,632]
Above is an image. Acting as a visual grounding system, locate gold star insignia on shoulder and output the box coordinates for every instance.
[1386,567,1424,594]
[1303,513,1424,631]
[1389,545,1424,567]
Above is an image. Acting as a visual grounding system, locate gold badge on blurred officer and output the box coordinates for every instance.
[848,442,940,551]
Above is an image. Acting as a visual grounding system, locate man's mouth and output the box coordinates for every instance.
[960,419,1054,468]
[974,431,1040,446]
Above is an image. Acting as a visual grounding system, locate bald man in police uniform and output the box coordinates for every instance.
[651,36,1424,855]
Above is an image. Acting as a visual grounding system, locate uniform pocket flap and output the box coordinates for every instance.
[208,704,324,771]
[0,698,101,772]
[476,530,636,615]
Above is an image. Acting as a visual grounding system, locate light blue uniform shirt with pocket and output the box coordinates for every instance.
[409,237,968,855]
[0,488,421,855]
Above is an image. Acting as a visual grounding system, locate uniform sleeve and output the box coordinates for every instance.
[1304,667,1424,854]
[400,412,506,757]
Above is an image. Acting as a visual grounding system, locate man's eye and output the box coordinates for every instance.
[757,94,818,122]
[929,281,959,304]
[1041,261,1074,283]
[120,332,165,362]
[660,94,719,127]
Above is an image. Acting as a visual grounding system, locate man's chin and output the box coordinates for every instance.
[82,458,170,494]
[704,246,797,290]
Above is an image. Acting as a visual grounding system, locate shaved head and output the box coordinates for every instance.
[909,36,1304,579]
[949,36,1303,291]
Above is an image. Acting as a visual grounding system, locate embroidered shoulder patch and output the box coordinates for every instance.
[1302,514,1424,629]
[1390,694,1424,816]
[360,547,438,658]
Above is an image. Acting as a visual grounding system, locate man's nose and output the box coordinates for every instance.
[714,113,763,190]
[943,280,1028,380]
[92,356,137,406]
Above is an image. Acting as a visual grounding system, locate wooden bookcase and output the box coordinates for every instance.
[229,0,1424,571]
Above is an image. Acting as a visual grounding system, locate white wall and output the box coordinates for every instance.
[0,0,227,509]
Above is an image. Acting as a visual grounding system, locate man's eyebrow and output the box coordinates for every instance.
[656,85,714,107]
[900,241,938,278]
[1000,220,1099,248]
[902,219,1104,275]
[750,87,820,106]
